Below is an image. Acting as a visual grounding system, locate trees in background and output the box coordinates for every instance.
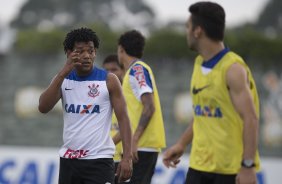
[256,0,282,37]
[14,24,282,64]
[11,0,282,63]
[11,0,155,32]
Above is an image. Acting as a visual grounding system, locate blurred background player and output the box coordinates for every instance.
[163,2,261,184]
[103,54,126,183]
[117,30,166,184]
[103,54,124,83]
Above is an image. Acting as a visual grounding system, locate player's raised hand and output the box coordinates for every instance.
[67,49,82,66]
[61,49,82,76]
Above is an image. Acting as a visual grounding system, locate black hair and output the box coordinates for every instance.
[103,54,123,69]
[118,30,145,58]
[63,27,100,53]
[189,1,225,41]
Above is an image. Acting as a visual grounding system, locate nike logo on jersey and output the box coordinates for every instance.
[65,88,73,90]
[192,85,210,95]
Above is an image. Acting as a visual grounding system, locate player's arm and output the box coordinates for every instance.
[227,63,258,183]
[175,118,194,148]
[163,119,193,168]
[132,92,155,160]
[107,73,132,182]
[38,74,64,113]
[112,132,121,145]
[134,93,155,137]
[38,50,80,113]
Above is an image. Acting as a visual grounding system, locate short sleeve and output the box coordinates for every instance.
[129,64,153,100]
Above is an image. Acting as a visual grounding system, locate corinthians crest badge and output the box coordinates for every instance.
[88,83,100,98]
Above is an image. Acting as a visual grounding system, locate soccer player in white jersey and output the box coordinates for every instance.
[38,27,132,184]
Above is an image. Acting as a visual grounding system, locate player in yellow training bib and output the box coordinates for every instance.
[117,30,166,184]
[163,2,260,184]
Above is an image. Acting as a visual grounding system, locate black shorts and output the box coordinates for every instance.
[59,157,114,184]
[114,162,119,184]
[185,167,236,184]
[127,151,158,184]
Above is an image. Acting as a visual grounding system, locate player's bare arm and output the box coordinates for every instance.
[163,119,193,168]
[227,63,258,184]
[107,73,132,182]
[132,93,155,162]
[38,50,81,113]
[112,132,121,145]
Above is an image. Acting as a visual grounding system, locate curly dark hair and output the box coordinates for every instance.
[63,27,100,53]
[118,30,145,58]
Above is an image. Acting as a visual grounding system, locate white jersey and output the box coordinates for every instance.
[59,67,115,159]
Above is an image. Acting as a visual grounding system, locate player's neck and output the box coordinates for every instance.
[199,41,225,61]
[123,56,139,71]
